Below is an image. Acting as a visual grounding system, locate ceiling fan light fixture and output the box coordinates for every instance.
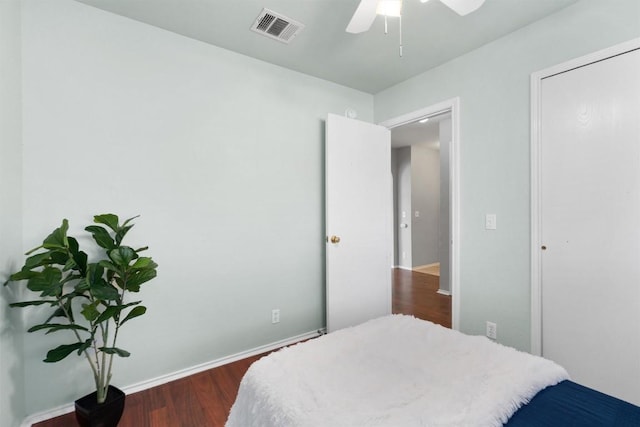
[376,0,402,17]
[439,0,486,16]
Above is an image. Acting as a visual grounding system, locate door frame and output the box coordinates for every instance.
[530,37,640,356]
[379,97,461,330]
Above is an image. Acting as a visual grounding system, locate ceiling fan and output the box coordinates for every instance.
[346,0,486,34]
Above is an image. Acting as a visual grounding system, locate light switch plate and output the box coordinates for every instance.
[485,214,497,230]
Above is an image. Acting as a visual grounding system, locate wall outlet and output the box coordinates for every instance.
[271,309,280,324]
[486,321,497,340]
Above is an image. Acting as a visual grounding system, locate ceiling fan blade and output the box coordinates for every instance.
[439,0,485,16]
[346,0,379,34]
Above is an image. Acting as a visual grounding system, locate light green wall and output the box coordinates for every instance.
[0,1,25,426]
[19,0,372,415]
[375,0,640,351]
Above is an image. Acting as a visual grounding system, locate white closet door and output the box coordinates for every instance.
[541,48,640,404]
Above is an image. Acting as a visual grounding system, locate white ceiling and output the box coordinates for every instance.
[74,0,580,94]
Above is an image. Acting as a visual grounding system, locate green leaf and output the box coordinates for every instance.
[86,263,104,284]
[68,237,88,275]
[28,323,89,334]
[85,225,116,250]
[44,304,69,323]
[130,257,157,269]
[62,257,76,272]
[60,297,76,323]
[85,264,119,300]
[97,260,121,275]
[42,219,69,250]
[94,305,121,324]
[121,306,146,325]
[125,269,157,292]
[94,301,141,324]
[74,278,90,293]
[24,244,44,256]
[109,246,137,268]
[115,225,134,246]
[93,214,120,233]
[44,342,84,363]
[81,302,100,322]
[112,276,125,290]
[99,347,131,357]
[26,267,63,296]
[60,272,83,284]
[90,281,119,301]
[8,269,38,282]
[24,252,53,269]
[45,324,89,334]
[9,300,57,308]
[120,215,139,229]
[49,250,70,267]
[77,339,93,355]
[120,301,142,309]
[67,236,79,253]
[117,215,140,244]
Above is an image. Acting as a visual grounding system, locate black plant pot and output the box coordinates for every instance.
[75,385,126,427]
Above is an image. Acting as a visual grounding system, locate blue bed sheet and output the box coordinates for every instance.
[506,380,640,426]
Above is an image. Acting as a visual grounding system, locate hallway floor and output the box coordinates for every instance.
[392,267,451,328]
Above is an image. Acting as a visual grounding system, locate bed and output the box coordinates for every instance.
[226,315,640,426]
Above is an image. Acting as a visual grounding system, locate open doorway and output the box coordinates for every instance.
[379,99,459,329]
[391,111,451,294]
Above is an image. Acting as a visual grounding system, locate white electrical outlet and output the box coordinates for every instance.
[271,309,280,324]
[486,321,497,340]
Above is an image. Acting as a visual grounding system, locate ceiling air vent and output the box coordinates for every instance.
[251,8,305,44]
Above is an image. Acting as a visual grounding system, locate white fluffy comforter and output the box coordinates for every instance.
[226,315,568,427]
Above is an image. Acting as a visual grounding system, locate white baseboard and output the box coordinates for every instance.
[414,263,439,270]
[21,404,73,427]
[394,265,413,271]
[20,328,324,427]
[437,289,451,296]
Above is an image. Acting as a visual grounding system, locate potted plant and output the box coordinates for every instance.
[4,214,158,427]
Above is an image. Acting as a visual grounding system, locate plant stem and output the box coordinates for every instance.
[96,316,110,403]
[105,276,126,396]
[56,298,100,386]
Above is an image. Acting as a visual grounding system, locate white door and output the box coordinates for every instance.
[326,113,392,333]
[540,47,640,404]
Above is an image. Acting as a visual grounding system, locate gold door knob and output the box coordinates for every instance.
[330,235,341,244]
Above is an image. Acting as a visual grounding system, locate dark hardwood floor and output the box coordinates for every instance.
[392,267,452,328]
[34,268,451,427]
